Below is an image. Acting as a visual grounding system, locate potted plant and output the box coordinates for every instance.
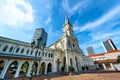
[61,66,65,72]
[81,66,85,71]
[68,66,74,76]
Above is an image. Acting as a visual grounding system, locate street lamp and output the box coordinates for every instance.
[29,39,41,80]
[29,28,48,80]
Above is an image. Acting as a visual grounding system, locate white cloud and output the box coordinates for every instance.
[0,0,34,29]
[92,31,120,41]
[62,0,88,16]
[45,17,51,25]
[80,5,120,31]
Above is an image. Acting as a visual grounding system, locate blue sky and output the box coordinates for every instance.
[0,0,120,55]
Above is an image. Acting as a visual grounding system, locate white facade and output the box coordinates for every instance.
[88,50,120,71]
[0,17,95,79]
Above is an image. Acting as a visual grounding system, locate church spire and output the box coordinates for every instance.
[65,15,70,24]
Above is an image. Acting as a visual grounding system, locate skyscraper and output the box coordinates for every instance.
[102,39,117,52]
[87,46,95,55]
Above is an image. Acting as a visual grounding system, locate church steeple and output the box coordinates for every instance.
[65,16,70,24]
[63,16,74,37]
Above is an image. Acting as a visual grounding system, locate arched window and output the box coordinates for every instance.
[21,48,24,54]
[68,39,71,47]
[30,50,33,55]
[45,52,47,56]
[9,46,14,52]
[2,45,8,52]
[49,53,51,57]
[26,49,29,54]
[39,51,41,56]
[0,43,1,48]
[51,53,53,58]
[15,47,20,53]
[42,52,44,56]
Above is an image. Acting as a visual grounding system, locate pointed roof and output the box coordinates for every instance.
[65,16,70,24]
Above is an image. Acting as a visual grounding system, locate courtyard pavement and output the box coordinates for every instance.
[6,71,120,80]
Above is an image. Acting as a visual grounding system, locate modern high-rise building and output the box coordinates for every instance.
[87,46,95,55]
[102,39,117,52]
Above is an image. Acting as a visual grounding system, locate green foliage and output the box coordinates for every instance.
[81,66,89,71]
[61,66,65,71]
[81,66,85,71]
[117,56,120,63]
[68,66,74,72]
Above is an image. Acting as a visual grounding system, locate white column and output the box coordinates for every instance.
[79,62,82,71]
[36,62,41,75]
[44,62,48,75]
[96,64,99,68]
[65,52,69,72]
[110,63,115,70]
[73,58,77,72]
[14,61,24,78]
[102,63,107,70]
[52,63,54,72]
[26,61,34,77]
[0,60,13,79]
[53,52,56,72]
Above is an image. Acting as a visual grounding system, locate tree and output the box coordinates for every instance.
[117,55,120,63]
[68,66,74,76]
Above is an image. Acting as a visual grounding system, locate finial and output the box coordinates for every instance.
[65,15,70,24]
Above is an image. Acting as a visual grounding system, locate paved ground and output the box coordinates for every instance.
[7,71,120,80]
[51,72,120,80]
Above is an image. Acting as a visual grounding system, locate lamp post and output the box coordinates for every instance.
[29,39,40,80]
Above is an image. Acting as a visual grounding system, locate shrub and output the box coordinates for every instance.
[68,66,74,72]
[61,66,65,71]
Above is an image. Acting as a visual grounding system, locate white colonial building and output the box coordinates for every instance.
[0,17,95,79]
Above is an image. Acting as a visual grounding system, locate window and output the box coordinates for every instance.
[2,45,8,52]
[0,44,1,48]
[42,52,44,56]
[26,49,29,54]
[21,48,24,54]
[45,52,47,56]
[39,51,41,56]
[73,44,75,48]
[15,48,20,53]
[9,46,14,52]
[68,40,70,47]
[49,53,51,57]
[51,53,53,58]
[30,50,33,55]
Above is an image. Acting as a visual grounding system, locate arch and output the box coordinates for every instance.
[2,45,8,52]
[21,48,24,54]
[75,56,79,71]
[48,53,50,57]
[26,49,29,54]
[42,52,44,56]
[51,53,53,58]
[38,51,41,56]
[15,47,20,53]
[0,60,5,75]
[45,52,47,57]
[62,57,66,71]
[0,43,1,48]
[9,46,14,52]
[20,61,29,77]
[40,62,45,74]
[47,63,52,73]
[32,62,38,75]
[5,61,18,78]
[30,50,33,55]
[70,58,73,66]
